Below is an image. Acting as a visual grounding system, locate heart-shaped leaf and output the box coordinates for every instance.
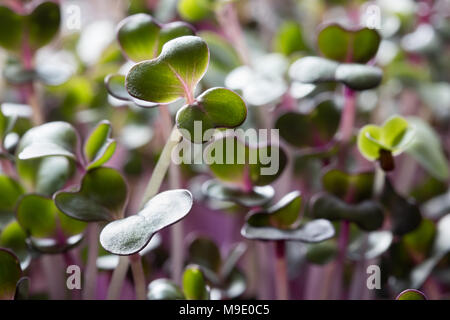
[241,219,335,242]
[118,14,195,62]
[275,98,340,148]
[396,289,427,300]
[54,167,128,222]
[177,0,214,22]
[16,194,86,253]
[100,189,193,255]
[176,87,247,143]
[126,36,209,104]
[147,278,185,300]
[182,265,209,300]
[0,249,22,300]
[0,221,30,270]
[202,179,274,207]
[357,115,415,166]
[0,2,60,52]
[317,24,381,63]
[404,117,449,181]
[403,219,436,255]
[17,121,78,161]
[0,175,25,228]
[347,230,393,260]
[246,191,302,229]
[289,56,382,90]
[84,120,116,170]
[205,133,288,187]
[310,193,384,231]
[322,169,374,203]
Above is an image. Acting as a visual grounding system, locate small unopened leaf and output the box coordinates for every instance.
[84,120,116,169]
[396,289,427,300]
[182,265,209,300]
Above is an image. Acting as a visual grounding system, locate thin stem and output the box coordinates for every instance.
[139,126,182,208]
[106,256,129,300]
[160,106,185,284]
[274,240,289,300]
[338,86,356,144]
[215,2,250,65]
[129,254,146,300]
[21,39,43,125]
[82,223,99,300]
[330,220,350,299]
[373,164,385,199]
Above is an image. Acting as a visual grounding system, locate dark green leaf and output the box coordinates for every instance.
[275,98,340,148]
[16,194,86,253]
[381,179,422,236]
[188,236,221,273]
[0,221,30,270]
[322,169,374,203]
[126,36,209,104]
[247,191,302,229]
[27,1,61,50]
[317,24,381,63]
[0,175,25,228]
[176,87,247,143]
[310,193,384,231]
[0,6,23,51]
[205,133,288,187]
[117,14,195,62]
[54,167,128,222]
[0,249,22,300]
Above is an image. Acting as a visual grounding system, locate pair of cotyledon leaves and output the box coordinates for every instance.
[310,168,422,235]
[241,191,335,242]
[0,2,68,85]
[106,14,247,143]
[9,121,116,253]
[53,167,193,255]
[15,121,194,255]
[358,115,449,180]
[289,24,383,91]
[16,120,115,196]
